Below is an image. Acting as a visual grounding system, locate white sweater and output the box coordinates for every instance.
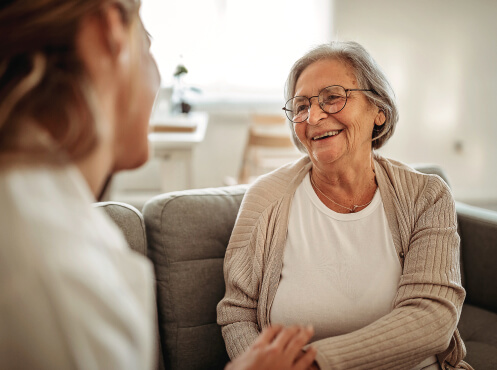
[270,173,401,342]
[0,165,156,369]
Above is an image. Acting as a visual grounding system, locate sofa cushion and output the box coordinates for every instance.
[94,201,147,255]
[143,186,247,370]
[458,304,497,369]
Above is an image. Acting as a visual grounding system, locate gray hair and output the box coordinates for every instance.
[284,41,399,152]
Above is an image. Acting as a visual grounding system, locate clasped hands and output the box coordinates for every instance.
[225,325,319,370]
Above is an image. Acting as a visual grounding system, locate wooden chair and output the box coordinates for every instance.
[238,114,301,184]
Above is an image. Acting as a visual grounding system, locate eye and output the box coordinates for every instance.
[323,94,342,103]
[296,103,309,113]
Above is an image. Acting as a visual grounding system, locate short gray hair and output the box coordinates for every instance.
[284,41,399,151]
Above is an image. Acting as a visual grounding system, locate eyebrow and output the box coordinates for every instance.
[294,85,328,98]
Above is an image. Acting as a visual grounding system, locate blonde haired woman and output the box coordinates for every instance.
[0,0,160,368]
[0,1,317,369]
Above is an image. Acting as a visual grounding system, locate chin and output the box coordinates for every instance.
[113,148,149,173]
[311,150,342,165]
[129,151,149,170]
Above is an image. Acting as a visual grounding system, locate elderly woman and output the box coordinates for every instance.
[218,41,471,370]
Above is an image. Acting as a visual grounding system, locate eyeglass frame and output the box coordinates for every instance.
[282,85,375,123]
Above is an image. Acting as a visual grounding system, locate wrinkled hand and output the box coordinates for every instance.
[225,325,317,370]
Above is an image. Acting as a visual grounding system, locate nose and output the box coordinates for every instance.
[306,97,327,125]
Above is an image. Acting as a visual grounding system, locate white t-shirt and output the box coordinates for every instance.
[0,165,156,369]
[270,172,401,342]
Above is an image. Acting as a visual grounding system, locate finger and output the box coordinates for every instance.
[254,325,283,346]
[271,326,300,350]
[284,326,314,357]
[294,349,306,362]
[293,347,317,370]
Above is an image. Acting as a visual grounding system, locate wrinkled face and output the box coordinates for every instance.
[293,58,384,167]
[113,17,160,172]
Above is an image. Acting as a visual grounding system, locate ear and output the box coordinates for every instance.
[76,4,130,78]
[374,110,386,126]
[99,5,129,59]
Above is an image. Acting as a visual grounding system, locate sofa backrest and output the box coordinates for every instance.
[455,201,497,313]
[143,186,247,370]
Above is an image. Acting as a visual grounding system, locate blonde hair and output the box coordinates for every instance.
[285,41,399,152]
[0,0,141,165]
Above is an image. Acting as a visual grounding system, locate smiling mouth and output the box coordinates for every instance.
[312,130,343,141]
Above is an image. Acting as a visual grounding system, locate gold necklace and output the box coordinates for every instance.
[309,174,375,213]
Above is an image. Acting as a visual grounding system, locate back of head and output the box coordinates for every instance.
[285,41,399,151]
[0,0,139,167]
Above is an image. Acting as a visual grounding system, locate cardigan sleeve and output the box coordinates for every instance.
[308,176,466,370]
[216,194,273,359]
[216,158,309,360]
[217,247,261,359]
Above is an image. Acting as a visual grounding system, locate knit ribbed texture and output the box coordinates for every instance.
[217,155,472,370]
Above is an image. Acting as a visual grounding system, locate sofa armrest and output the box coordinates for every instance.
[93,201,148,256]
[456,201,497,314]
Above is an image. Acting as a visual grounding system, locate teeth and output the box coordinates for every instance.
[313,130,341,140]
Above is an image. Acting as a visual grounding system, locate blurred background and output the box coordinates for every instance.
[110,0,497,211]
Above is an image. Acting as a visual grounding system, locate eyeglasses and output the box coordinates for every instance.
[282,85,374,123]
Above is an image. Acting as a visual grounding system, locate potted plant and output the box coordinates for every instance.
[170,64,200,114]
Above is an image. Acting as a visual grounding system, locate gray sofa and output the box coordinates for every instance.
[96,165,497,370]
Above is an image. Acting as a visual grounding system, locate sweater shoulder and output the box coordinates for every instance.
[241,156,311,212]
[375,154,453,206]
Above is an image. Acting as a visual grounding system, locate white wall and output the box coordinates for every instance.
[113,0,497,208]
[332,0,497,202]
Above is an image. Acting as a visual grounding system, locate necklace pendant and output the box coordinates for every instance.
[350,206,357,213]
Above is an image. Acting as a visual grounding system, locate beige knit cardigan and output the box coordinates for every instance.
[217,154,472,370]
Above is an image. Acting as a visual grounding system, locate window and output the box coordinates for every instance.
[141,0,333,97]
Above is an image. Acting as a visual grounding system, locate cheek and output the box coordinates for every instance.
[114,58,160,171]
[338,109,374,140]
[131,56,160,165]
[294,123,308,144]
[144,54,161,101]
[133,53,160,133]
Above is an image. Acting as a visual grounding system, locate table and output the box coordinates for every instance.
[148,112,208,192]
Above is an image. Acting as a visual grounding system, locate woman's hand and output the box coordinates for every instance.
[225,325,317,370]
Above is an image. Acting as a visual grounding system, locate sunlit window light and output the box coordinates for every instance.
[140,0,333,97]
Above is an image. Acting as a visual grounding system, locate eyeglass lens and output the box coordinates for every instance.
[284,85,347,123]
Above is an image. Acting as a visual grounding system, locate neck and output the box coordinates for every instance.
[312,151,375,194]
[75,82,117,200]
[75,143,114,200]
[310,151,377,213]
